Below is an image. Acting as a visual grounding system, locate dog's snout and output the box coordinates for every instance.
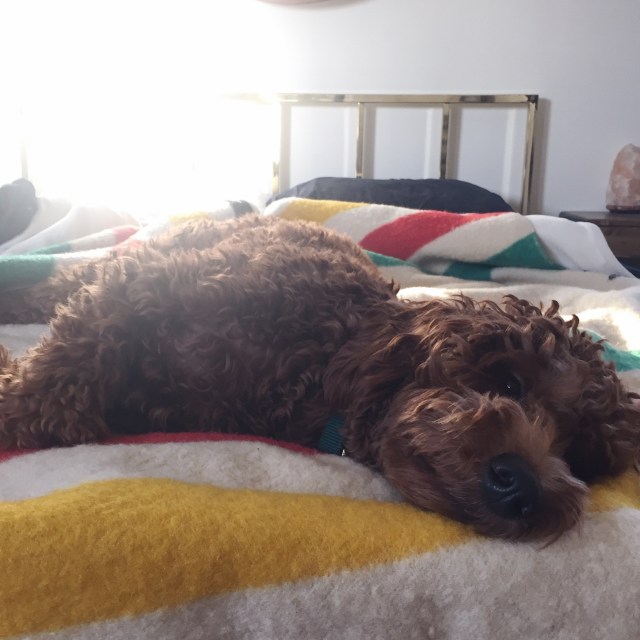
[483,453,541,519]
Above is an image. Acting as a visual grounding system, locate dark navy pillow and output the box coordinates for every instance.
[268,177,513,214]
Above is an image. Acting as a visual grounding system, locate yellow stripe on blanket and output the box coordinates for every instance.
[275,197,365,224]
[0,478,471,637]
[589,470,640,511]
[1,473,639,637]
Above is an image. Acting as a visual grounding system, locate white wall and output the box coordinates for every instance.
[243,0,640,214]
[3,0,639,215]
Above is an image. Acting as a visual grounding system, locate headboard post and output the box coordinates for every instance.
[440,103,451,180]
[355,102,366,179]
[521,95,538,215]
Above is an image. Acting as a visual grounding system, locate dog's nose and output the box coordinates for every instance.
[483,453,541,519]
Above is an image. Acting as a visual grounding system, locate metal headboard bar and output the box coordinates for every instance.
[355,101,366,179]
[522,97,538,216]
[226,93,538,214]
[440,103,451,181]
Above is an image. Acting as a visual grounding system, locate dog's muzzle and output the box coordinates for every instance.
[482,453,541,519]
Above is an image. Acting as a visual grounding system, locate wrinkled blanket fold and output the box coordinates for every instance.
[264,197,633,280]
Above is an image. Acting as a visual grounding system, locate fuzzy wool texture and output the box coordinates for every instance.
[0,436,638,640]
[265,197,633,278]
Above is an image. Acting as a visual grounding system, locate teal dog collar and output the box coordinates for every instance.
[317,415,346,456]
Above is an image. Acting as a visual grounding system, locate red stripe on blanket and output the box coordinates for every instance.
[106,432,319,456]
[0,432,319,463]
[360,210,503,260]
[112,225,140,245]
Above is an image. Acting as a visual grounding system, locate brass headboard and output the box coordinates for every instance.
[227,93,538,214]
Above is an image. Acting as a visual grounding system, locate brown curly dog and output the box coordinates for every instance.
[0,214,638,541]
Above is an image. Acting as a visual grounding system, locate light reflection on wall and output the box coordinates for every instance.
[24,98,277,217]
[4,0,285,216]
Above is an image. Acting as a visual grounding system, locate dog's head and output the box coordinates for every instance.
[347,295,639,541]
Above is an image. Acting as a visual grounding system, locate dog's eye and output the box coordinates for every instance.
[501,373,524,400]
[478,366,525,400]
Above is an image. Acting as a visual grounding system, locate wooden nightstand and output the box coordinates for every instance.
[559,210,640,266]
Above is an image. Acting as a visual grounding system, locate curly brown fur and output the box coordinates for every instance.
[0,215,638,542]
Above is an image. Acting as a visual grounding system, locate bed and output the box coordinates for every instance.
[1,94,639,640]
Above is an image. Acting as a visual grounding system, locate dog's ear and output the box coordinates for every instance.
[562,398,639,481]
[329,330,422,410]
[562,325,639,481]
[325,329,426,465]
[500,297,640,480]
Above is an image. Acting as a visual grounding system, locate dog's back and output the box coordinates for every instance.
[0,215,398,446]
[0,215,387,324]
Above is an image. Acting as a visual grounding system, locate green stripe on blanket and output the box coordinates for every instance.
[28,241,75,255]
[366,251,422,270]
[443,234,562,281]
[443,262,494,281]
[486,234,561,271]
[0,255,56,289]
[590,332,640,372]
[0,227,139,292]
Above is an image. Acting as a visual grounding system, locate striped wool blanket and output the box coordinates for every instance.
[0,203,242,290]
[0,197,630,291]
[264,196,633,281]
[1,433,639,639]
[1,202,640,639]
